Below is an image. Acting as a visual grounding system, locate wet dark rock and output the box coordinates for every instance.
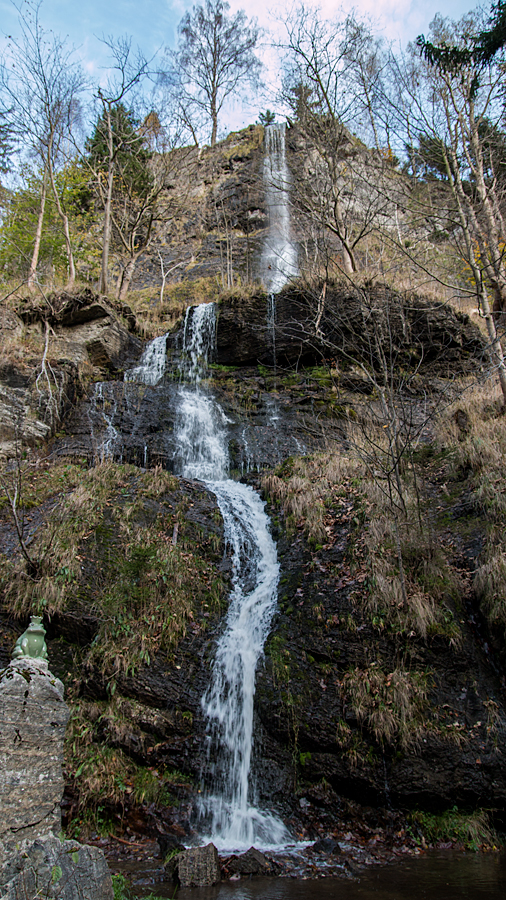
[253,501,506,818]
[227,847,280,876]
[0,364,30,390]
[311,838,340,855]
[208,283,486,374]
[157,832,186,861]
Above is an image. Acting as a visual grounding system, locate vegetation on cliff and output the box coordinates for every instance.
[0,0,505,859]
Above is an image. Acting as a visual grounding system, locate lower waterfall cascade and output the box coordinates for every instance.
[130,302,289,850]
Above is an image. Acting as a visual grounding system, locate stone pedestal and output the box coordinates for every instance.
[0,658,114,898]
[0,835,113,900]
[0,658,70,850]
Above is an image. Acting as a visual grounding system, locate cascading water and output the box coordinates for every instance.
[261,123,298,367]
[125,332,169,385]
[174,302,289,850]
[88,382,120,462]
[261,123,298,294]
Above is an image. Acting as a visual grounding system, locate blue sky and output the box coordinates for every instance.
[0,0,485,136]
[0,0,481,54]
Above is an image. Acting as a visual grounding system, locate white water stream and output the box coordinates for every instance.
[174,302,288,850]
[125,332,169,385]
[88,382,120,462]
[92,126,298,845]
[261,123,298,295]
[261,123,298,370]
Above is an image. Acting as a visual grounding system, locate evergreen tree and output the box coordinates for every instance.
[417,1,506,70]
[87,104,152,199]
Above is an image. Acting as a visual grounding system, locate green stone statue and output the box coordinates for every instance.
[12,615,48,660]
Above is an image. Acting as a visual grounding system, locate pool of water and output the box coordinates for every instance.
[125,850,506,899]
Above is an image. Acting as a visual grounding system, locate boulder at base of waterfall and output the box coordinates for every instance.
[0,834,113,900]
[312,837,340,855]
[227,847,280,876]
[173,843,221,887]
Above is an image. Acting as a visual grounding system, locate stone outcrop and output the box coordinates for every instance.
[16,290,142,373]
[0,658,69,850]
[228,847,279,876]
[129,125,267,291]
[0,291,142,457]
[0,835,113,900]
[0,357,80,458]
[212,283,486,374]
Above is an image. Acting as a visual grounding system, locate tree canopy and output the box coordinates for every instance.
[417,1,506,69]
[172,0,261,146]
[86,104,152,198]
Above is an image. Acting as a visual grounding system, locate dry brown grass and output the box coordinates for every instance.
[263,445,461,641]
[126,276,224,339]
[341,664,430,750]
[64,697,184,829]
[437,376,506,639]
[1,460,225,680]
[357,477,461,642]
[474,543,506,637]
[262,452,363,542]
[437,377,506,478]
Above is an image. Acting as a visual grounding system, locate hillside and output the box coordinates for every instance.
[1,125,505,868]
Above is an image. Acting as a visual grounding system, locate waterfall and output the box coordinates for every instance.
[88,382,120,462]
[174,302,288,850]
[125,332,169,385]
[261,123,298,294]
[261,123,298,367]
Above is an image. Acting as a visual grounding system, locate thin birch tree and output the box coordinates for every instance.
[0,0,85,288]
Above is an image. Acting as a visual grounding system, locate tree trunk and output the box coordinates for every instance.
[99,104,114,295]
[118,255,138,301]
[48,156,76,288]
[480,284,506,407]
[442,144,506,407]
[27,167,48,289]
[210,88,218,147]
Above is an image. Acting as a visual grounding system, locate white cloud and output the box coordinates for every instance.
[228,0,478,46]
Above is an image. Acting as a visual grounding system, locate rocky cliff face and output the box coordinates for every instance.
[130,125,268,292]
[0,273,505,848]
[0,291,141,458]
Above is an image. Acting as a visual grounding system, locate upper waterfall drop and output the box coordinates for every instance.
[261,123,298,295]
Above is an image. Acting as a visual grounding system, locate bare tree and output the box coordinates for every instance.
[280,5,393,277]
[112,142,193,301]
[0,0,85,288]
[383,12,506,404]
[170,0,261,147]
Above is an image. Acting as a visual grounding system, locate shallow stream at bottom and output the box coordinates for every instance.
[118,850,505,899]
